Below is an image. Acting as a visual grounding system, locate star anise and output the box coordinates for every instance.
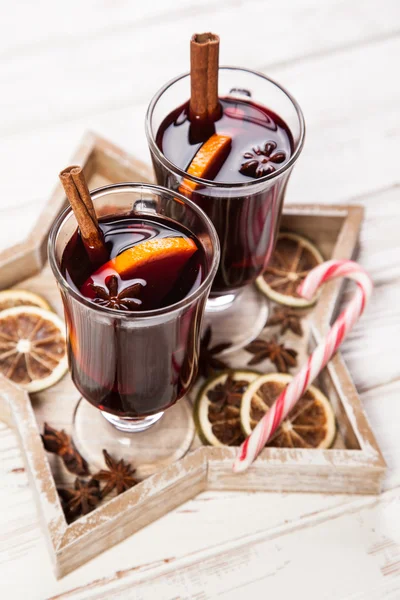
[198,326,231,379]
[92,450,138,497]
[207,374,249,413]
[58,478,101,521]
[41,422,89,476]
[266,307,304,336]
[91,275,143,310]
[239,141,286,178]
[245,336,297,371]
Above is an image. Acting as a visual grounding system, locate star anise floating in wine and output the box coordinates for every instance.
[245,336,298,372]
[266,307,304,337]
[41,422,89,476]
[198,325,231,379]
[58,478,101,521]
[90,275,143,310]
[92,450,138,497]
[239,141,286,178]
[207,374,249,413]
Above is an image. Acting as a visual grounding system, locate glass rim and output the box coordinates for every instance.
[48,182,220,319]
[145,66,306,189]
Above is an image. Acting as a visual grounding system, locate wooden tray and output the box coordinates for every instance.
[0,132,386,578]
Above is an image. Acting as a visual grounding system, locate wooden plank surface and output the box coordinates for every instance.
[45,488,400,600]
[0,0,399,598]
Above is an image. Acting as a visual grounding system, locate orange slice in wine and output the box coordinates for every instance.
[111,237,197,278]
[81,236,198,309]
[178,134,232,196]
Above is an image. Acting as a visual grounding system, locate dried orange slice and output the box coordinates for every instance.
[240,373,336,449]
[256,232,324,307]
[194,370,260,447]
[0,306,67,392]
[0,289,51,312]
[178,134,231,196]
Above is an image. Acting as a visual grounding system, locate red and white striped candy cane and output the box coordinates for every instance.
[233,260,373,473]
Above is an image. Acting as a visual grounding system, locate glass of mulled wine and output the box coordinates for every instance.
[48,183,219,476]
[146,67,305,350]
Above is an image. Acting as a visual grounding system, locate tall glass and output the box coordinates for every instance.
[49,183,219,476]
[146,67,305,349]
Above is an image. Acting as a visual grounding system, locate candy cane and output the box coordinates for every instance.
[233,260,373,473]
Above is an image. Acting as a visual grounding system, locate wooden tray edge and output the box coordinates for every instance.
[0,134,385,578]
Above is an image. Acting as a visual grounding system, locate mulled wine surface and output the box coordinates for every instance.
[156,97,293,183]
[63,215,204,311]
[154,96,295,294]
[61,215,206,417]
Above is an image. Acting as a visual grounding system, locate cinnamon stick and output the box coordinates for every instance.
[190,32,220,123]
[70,166,98,225]
[59,166,108,265]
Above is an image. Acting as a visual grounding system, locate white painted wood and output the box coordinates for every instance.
[0,0,399,249]
[40,488,400,600]
[0,0,399,598]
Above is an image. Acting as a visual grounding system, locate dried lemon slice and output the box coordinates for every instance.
[0,306,67,392]
[0,289,51,312]
[256,232,324,307]
[240,373,336,449]
[194,370,260,447]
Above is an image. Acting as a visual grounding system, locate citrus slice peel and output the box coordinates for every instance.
[179,134,232,196]
[256,232,324,307]
[81,236,198,304]
[112,236,197,278]
[0,289,51,312]
[0,306,67,392]
[194,370,260,447]
[240,373,336,449]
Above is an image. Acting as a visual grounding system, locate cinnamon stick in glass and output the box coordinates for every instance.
[189,32,220,123]
[59,166,108,266]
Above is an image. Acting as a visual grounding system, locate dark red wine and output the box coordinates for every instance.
[63,215,204,311]
[61,215,206,417]
[157,97,293,183]
[155,96,294,294]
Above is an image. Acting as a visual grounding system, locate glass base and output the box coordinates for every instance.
[206,293,237,311]
[204,284,269,354]
[72,397,195,480]
[101,410,164,432]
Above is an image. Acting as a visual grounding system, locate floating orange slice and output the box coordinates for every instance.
[178,134,232,196]
[111,237,197,278]
[81,236,198,308]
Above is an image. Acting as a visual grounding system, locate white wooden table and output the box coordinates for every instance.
[1,1,400,598]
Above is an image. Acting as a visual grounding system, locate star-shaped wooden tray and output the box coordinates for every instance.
[0,133,386,578]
